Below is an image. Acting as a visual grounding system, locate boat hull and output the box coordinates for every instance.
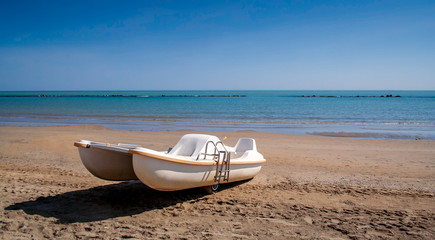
[132,154,262,191]
[78,147,138,181]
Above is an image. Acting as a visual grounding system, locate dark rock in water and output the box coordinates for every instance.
[386,94,393,97]
[380,95,384,97]
[395,95,401,97]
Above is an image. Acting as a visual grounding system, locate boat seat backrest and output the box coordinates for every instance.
[234,138,257,153]
[169,134,220,158]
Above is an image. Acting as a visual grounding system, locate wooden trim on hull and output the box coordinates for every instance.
[74,142,88,148]
[74,141,132,155]
[129,149,266,166]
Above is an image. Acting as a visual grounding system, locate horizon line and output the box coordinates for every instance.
[1,89,435,92]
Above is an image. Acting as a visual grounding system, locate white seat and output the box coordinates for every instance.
[169,134,220,159]
[234,138,257,153]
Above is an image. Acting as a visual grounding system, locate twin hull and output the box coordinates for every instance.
[78,147,138,181]
[132,154,262,191]
[78,146,262,191]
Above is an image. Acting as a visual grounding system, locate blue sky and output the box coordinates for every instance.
[0,0,434,90]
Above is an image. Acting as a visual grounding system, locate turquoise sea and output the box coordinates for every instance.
[0,90,434,140]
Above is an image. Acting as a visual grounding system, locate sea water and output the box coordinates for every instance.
[0,90,434,140]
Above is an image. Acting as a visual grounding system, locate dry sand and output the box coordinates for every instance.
[0,125,434,239]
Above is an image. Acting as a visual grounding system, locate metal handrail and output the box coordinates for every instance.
[197,141,220,160]
[197,140,231,183]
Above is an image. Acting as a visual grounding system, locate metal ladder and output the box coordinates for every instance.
[198,141,231,183]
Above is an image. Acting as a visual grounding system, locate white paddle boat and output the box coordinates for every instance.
[74,134,266,191]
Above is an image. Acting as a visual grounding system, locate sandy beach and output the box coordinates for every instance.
[0,125,434,239]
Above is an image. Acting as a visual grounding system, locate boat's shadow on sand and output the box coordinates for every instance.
[5,181,245,223]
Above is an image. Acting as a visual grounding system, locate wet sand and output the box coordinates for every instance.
[0,125,434,239]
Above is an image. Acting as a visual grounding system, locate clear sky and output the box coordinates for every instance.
[0,0,434,90]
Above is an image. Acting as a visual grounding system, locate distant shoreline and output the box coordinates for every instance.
[0,124,433,141]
